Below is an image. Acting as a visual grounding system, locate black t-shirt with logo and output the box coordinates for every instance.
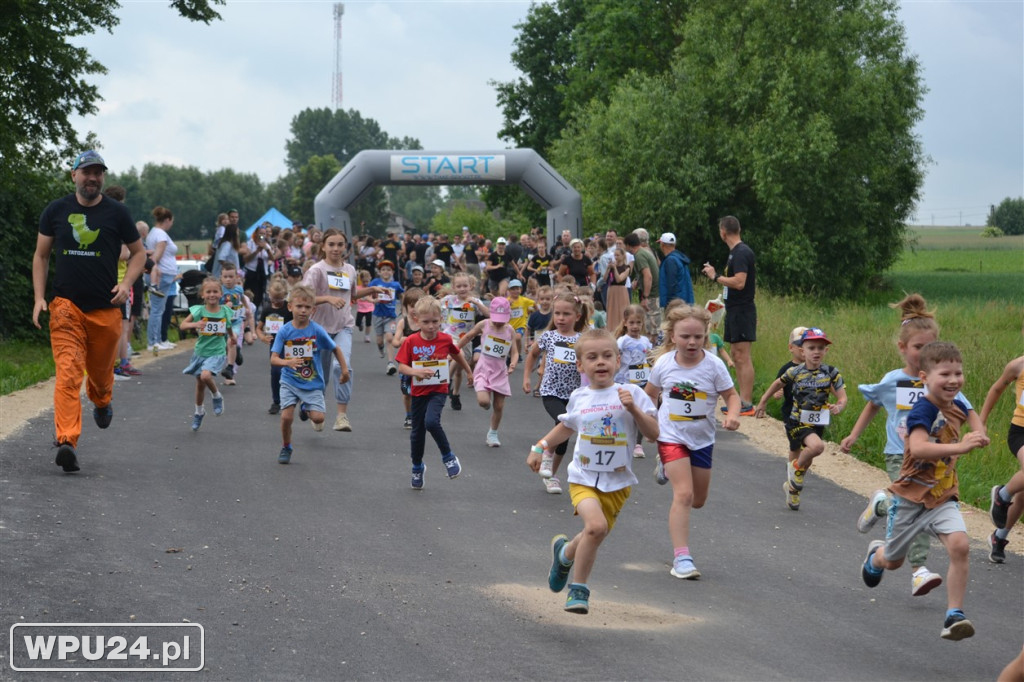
[463,241,479,264]
[487,251,513,282]
[435,243,455,268]
[382,238,401,265]
[529,254,553,286]
[38,194,140,312]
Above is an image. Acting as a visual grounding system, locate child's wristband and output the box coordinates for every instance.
[530,445,544,455]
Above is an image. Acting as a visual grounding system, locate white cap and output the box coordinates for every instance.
[659,233,676,245]
[431,259,446,269]
[496,237,507,244]
[508,279,523,289]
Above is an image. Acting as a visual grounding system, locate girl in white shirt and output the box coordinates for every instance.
[645,305,741,580]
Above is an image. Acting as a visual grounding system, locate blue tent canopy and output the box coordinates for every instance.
[246,207,295,239]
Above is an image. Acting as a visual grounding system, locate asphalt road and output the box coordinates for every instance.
[1,339,1020,680]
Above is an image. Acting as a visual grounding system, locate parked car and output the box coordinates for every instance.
[174,259,207,315]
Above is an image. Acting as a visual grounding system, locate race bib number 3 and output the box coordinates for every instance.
[896,379,925,411]
[668,390,709,421]
[577,434,627,472]
[481,335,510,359]
[799,408,830,426]
[413,359,450,386]
[199,318,226,336]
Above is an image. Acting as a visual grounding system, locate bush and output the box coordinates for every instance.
[980,226,1004,238]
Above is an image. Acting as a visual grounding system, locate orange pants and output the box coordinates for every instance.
[48,297,121,447]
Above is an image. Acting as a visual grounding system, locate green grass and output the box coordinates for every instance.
[907,226,1024,251]
[0,340,56,395]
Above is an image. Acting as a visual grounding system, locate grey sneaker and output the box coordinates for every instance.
[857,489,888,532]
[212,395,224,416]
[670,555,701,580]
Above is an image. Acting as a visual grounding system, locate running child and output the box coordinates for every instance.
[355,270,374,344]
[370,260,404,375]
[255,276,292,415]
[270,285,351,464]
[392,288,426,429]
[841,294,971,591]
[439,272,488,411]
[395,296,474,490]
[526,329,659,614]
[179,277,234,431]
[219,264,253,386]
[506,279,535,360]
[644,305,740,579]
[523,292,590,494]
[755,327,847,510]
[458,297,519,447]
[860,341,990,641]
[614,304,653,458]
[770,327,808,503]
[978,332,1024,563]
[527,285,553,351]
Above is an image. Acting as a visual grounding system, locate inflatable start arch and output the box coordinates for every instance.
[313,149,583,245]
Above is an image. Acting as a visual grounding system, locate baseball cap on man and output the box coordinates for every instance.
[496,237,508,244]
[659,233,676,245]
[797,328,832,346]
[489,297,512,323]
[73,150,107,171]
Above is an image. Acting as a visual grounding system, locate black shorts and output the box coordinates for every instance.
[724,303,757,344]
[1008,423,1024,457]
[131,278,144,317]
[786,420,824,451]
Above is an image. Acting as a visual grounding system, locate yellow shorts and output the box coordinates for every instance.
[568,483,631,532]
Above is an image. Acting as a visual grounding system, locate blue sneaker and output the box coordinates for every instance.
[299,405,309,422]
[861,540,885,588]
[564,583,590,614]
[442,453,461,479]
[93,404,113,429]
[278,446,292,464]
[212,395,224,416]
[191,412,205,432]
[548,534,572,593]
[670,555,701,580]
[411,465,425,490]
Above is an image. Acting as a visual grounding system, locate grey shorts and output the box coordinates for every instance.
[280,382,327,413]
[645,307,661,339]
[373,315,397,338]
[884,496,965,561]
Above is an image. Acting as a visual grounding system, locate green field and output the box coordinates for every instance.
[887,228,1023,303]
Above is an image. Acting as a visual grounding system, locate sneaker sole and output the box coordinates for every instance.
[55,446,80,473]
[787,464,804,492]
[784,481,800,511]
[670,566,701,580]
[912,574,942,597]
[940,620,975,641]
[564,602,589,614]
[990,485,1008,529]
[861,540,885,588]
[857,492,885,533]
[549,535,571,592]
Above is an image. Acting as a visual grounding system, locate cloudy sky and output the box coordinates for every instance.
[71,1,1022,226]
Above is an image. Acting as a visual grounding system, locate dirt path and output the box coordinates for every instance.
[1,344,1019,555]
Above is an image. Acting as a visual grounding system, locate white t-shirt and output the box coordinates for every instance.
[147,227,178,275]
[647,350,734,449]
[560,383,656,492]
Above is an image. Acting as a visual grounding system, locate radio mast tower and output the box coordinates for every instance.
[332,3,344,109]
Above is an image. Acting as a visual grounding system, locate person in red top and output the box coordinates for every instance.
[396,296,474,490]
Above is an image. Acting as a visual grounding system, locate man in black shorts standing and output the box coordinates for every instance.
[702,215,756,415]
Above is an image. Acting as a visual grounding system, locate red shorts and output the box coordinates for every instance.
[657,441,714,470]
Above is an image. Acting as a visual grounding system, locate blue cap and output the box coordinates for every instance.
[73,150,107,171]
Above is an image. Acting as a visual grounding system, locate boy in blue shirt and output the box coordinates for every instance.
[370,260,405,375]
[271,285,350,464]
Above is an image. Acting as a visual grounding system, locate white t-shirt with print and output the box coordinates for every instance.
[648,350,734,449]
[560,383,656,492]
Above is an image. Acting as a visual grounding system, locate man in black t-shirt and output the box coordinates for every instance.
[463,236,480,278]
[485,237,514,296]
[434,233,455,270]
[702,215,757,415]
[33,151,146,473]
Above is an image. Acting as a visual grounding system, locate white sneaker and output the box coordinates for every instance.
[633,443,645,458]
[544,476,562,494]
[485,430,501,447]
[538,451,554,478]
[312,420,324,432]
[857,489,888,533]
[156,341,176,350]
[911,567,943,597]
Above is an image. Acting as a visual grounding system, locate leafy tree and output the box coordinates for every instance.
[0,0,223,340]
[292,155,341,226]
[550,0,925,298]
[388,185,442,230]
[431,203,530,243]
[986,197,1024,236]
